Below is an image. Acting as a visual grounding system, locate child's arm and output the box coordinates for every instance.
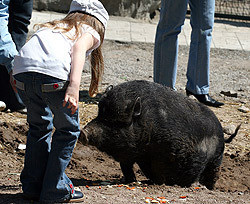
[63,32,95,114]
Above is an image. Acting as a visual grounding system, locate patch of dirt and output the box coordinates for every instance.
[0,40,249,203]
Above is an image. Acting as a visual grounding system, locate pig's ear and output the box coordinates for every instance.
[105,85,113,93]
[133,97,141,117]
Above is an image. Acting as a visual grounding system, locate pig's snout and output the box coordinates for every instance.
[79,129,89,145]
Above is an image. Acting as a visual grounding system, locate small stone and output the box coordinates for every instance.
[0,101,6,111]
[18,144,26,150]
[223,124,236,135]
[220,90,237,98]
[238,106,249,113]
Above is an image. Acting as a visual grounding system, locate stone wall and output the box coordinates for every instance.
[33,0,161,19]
[33,0,71,13]
[100,0,160,18]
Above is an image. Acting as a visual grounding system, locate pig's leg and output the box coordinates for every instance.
[199,154,223,190]
[120,161,136,183]
[137,160,153,180]
[138,160,167,184]
[199,164,220,190]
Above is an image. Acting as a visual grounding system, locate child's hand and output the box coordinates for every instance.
[63,83,79,114]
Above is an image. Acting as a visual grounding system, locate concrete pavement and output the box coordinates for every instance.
[29,10,250,51]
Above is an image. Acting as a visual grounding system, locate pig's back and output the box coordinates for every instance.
[117,80,224,150]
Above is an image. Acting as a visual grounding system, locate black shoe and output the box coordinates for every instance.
[65,190,84,203]
[186,89,224,107]
[39,190,84,203]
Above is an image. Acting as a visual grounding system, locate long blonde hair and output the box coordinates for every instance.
[35,12,105,97]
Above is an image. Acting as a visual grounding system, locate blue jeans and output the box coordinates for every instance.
[14,72,80,203]
[154,0,215,94]
[9,0,33,51]
[0,0,33,110]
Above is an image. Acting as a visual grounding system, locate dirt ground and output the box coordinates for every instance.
[0,39,249,203]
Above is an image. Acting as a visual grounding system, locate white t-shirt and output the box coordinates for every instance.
[13,24,100,81]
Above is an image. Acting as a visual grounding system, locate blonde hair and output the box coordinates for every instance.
[35,12,105,97]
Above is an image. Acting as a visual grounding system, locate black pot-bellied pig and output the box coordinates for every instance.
[80,80,240,190]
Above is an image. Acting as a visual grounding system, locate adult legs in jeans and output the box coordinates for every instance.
[186,0,215,95]
[154,0,214,94]
[154,0,188,90]
[16,73,80,202]
[0,0,33,111]
[8,0,33,51]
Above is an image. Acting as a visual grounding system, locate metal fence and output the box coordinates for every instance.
[215,0,250,21]
[186,0,250,21]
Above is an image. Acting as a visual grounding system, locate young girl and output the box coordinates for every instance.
[11,0,109,202]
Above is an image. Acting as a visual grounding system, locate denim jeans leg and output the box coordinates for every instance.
[39,85,80,202]
[15,72,79,202]
[14,73,53,198]
[8,0,33,51]
[186,0,215,94]
[154,0,188,89]
[20,106,53,197]
[1,0,33,110]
